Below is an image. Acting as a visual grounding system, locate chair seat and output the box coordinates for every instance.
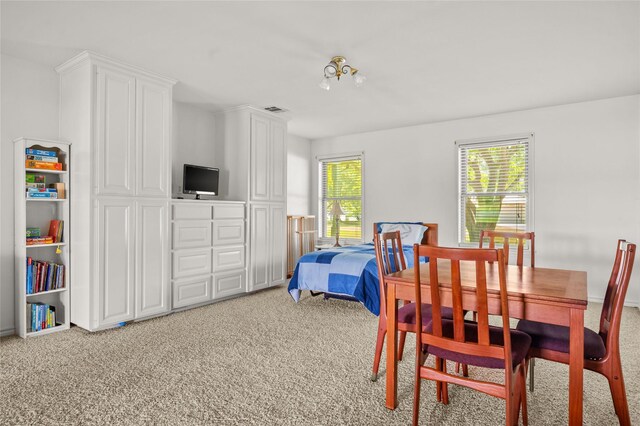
[398,303,454,325]
[425,320,532,369]
[516,320,606,360]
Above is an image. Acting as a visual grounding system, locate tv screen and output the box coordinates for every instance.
[183,164,219,198]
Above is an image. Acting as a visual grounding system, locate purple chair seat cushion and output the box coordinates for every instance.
[516,320,606,360]
[398,303,454,325]
[425,319,532,369]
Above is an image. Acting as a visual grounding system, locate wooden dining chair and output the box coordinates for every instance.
[479,230,535,267]
[517,240,636,425]
[371,230,453,381]
[412,245,530,426]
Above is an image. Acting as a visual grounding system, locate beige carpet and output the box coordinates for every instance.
[1,286,638,425]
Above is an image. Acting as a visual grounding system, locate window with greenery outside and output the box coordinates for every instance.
[320,157,362,241]
[459,139,529,244]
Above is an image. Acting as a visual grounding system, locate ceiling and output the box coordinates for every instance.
[2,1,639,139]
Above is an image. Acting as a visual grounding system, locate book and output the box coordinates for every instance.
[27,188,57,193]
[26,236,54,245]
[48,220,63,243]
[25,182,46,190]
[26,257,33,294]
[25,160,63,170]
[26,227,40,237]
[25,173,46,183]
[49,183,65,199]
[26,192,58,199]
[26,148,56,157]
[26,154,58,163]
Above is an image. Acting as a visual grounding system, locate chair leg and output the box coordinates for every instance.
[371,328,386,381]
[529,358,535,392]
[607,359,631,426]
[398,331,407,361]
[520,362,528,426]
[413,365,422,426]
[441,360,449,405]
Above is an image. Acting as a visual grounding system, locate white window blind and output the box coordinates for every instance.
[319,155,363,241]
[458,135,532,245]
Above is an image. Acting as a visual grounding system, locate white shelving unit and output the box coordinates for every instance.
[14,138,71,338]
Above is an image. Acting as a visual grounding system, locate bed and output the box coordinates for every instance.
[287,222,438,315]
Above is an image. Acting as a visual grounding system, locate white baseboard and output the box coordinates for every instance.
[588,296,639,308]
[0,328,15,338]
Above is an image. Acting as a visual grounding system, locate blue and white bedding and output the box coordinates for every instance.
[287,243,420,316]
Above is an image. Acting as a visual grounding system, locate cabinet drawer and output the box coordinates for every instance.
[212,204,245,220]
[172,276,211,308]
[172,220,212,249]
[212,246,245,272]
[172,248,212,279]
[212,219,245,245]
[172,204,211,220]
[213,270,246,299]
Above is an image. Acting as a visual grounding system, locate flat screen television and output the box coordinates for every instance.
[183,164,219,199]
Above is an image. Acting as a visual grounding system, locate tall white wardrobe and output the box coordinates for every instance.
[215,107,288,292]
[57,51,176,331]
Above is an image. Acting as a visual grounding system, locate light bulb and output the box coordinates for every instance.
[353,73,366,88]
[318,77,331,91]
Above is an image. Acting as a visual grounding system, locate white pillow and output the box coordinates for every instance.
[380,223,428,245]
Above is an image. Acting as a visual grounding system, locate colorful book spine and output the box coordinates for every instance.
[26,227,40,237]
[26,154,58,163]
[26,192,58,199]
[26,236,54,245]
[25,160,63,170]
[27,188,57,193]
[25,183,46,190]
[25,173,46,183]
[25,148,56,157]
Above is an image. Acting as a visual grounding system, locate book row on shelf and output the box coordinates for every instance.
[27,303,57,332]
[26,257,65,294]
[25,172,65,199]
[25,148,64,171]
[25,220,64,245]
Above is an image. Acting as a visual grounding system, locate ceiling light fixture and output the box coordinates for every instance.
[319,56,366,91]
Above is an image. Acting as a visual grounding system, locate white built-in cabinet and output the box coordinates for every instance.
[216,107,288,291]
[57,51,175,331]
[171,200,247,309]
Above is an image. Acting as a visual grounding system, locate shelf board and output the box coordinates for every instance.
[26,198,67,202]
[26,323,68,337]
[25,168,67,175]
[25,242,67,249]
[26,287,67,297]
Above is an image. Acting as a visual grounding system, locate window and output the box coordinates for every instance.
[318,154,363,242]
[457,134,533,245]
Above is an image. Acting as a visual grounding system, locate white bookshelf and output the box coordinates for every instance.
[14,138,71,338]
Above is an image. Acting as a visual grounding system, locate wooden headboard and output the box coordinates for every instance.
[373,222,438,246]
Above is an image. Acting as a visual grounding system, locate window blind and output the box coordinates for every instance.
[319,155,363,240]
[458,137,531,244]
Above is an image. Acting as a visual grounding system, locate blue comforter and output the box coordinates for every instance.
[287,243,419,316]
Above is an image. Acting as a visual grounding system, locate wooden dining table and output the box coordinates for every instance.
[384,261,588,425]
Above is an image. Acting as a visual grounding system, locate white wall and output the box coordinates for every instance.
[0,54,60,335]
[311,95,640,306]
[287,134,311,216]
[172,102,221,198]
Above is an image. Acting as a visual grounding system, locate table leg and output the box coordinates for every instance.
[385,283,398,409]
[568,308,584,425]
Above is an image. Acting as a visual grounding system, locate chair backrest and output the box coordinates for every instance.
[599,239,636,351]
[413,245,513,372]
[373,230,406,318]
[479,230,535,267]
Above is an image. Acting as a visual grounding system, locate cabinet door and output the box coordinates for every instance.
[96,66,136,196]
[98,199,135,326]
[250,115,270,201]
[136,201,170,318]
[270,121,287,202]
[270,204,287,285]
[136,79,171,197]
[249,204,269,291]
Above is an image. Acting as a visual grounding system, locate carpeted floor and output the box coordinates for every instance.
[1,286,638,425]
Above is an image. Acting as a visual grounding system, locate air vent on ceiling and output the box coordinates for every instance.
[264,106,288,113]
